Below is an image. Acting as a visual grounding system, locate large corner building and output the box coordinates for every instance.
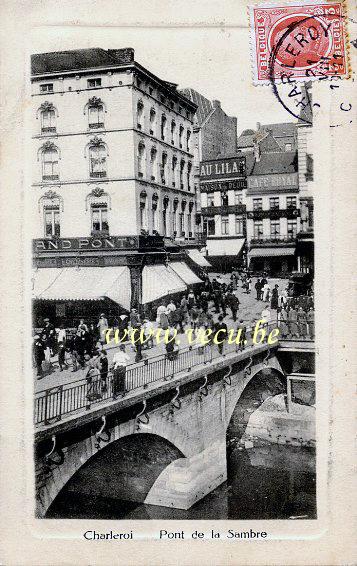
[31,48,208,325]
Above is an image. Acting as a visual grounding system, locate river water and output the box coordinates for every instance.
[47,442,316,520]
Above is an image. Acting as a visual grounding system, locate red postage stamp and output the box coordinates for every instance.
[249,1,349,84]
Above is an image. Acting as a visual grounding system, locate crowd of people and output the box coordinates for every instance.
[33,272,314,389]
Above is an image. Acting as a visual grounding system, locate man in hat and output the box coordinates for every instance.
[40,317,55,360]
[33,335,45,378]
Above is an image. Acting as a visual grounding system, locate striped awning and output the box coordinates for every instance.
[32,266,131,309]
[249,247,295,257]
[207,238,245,257]
[142,265,186,304]
[169,262,202,285]
[187,248,211,267]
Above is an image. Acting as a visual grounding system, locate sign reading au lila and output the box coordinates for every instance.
[200,157,246,180]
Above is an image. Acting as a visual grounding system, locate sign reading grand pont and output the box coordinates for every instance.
[200,157,246,180]
[33,236,162,253]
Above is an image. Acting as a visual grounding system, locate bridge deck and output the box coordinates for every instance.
[34,340,279,441]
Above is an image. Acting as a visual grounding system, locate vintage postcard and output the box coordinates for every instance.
[0,0,356,564]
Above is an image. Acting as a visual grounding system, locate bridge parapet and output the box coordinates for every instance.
[34,340,285,517]
[35,336,279,442]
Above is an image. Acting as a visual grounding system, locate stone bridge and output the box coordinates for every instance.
[35,342,293,518]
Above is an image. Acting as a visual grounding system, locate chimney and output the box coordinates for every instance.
[254,140,261,162]
[212,100,221,109]
[256,122,261,131]
[108,48,135,63]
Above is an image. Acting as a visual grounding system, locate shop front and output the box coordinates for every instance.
[32,235,202,327]
[248,246,297,276]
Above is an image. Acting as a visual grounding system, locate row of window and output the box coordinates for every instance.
[39,142,108,180]
[137,142,192,189]
[206,191,243,207]
[39,77,193,121]
[139,206,194,238]
[44,204,109,237]
[137,101,191,151]
[40,78,103,93]
[38,99,106,134]
[252,220,298,238]
[135,76,193,120]
[205,215,244,237]
[252,196,297,210]
[204,217,298,238]
[205,194,297,209]
[43,202,194,239]
[37,100,192,161]
[39,142,193,186]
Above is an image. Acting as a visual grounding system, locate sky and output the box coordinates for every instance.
[31,24,292,134]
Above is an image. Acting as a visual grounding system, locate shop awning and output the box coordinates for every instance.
[187,248,211,268]
[32,266,131,310]
[32,268,62,297]
[206,238,245,257]
[142,265,187,304]
[249,247,295,258]
[169,262,202,285]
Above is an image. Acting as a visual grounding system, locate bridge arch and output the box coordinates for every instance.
[226,362,286,449]
[45,432,185,518]
[37,410,192,518]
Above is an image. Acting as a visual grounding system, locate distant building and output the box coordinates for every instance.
[180,89,238,162]
[237,122,297,154]
[245,146,300,275]
[180,88,238,258]
[199,156,247,271]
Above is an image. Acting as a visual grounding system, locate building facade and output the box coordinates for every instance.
[32,48,198,242]
[180,88,238,258]
[31,48,206,323]
[199,156,247,271]
[245,147,300,275]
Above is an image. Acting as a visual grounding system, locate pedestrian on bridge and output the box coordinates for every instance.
[297,307,308,339]
[271,284,279,310]
[237,319,247,350]
[98,350,109,393]
[307,307,315,339]
[278,308,289,338]
[112,344,130,399]
[97,314,109,347]
[288,306,299,338]
[228,291,240,322]
[255,278,262,301]
[214,315,228,356]
[33,335,45,378]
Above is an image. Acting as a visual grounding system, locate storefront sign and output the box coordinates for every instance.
[200,157,246,180]
[200,178,246,192]
[248,173,298,190]
[33,236,139,253]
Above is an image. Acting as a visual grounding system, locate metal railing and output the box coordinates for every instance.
[34,324,278,427]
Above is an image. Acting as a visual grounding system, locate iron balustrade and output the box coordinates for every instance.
[34,323,279,427]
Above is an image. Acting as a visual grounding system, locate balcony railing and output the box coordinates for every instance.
[42,174,59,181]
[201,204,246,216]
[248,208,299,220]
[41,127,56,134]
[89,123,104,129]
[90,171,107,178]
